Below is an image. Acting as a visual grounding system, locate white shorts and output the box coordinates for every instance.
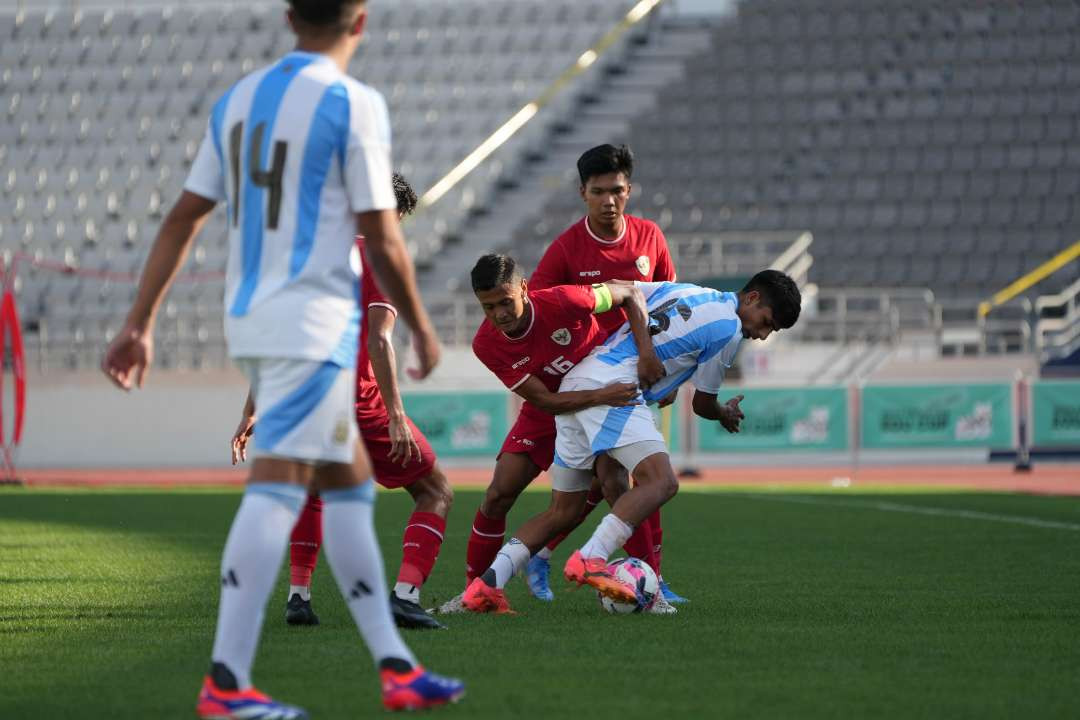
[554,402,665,472]
[236,358,358,465]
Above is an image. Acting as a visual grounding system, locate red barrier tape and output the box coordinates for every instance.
[10,251,225,283]
[1,260,27,480]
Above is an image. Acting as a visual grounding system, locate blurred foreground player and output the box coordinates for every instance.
[103,2,463,716]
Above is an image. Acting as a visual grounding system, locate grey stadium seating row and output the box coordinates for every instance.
[1,1,636,368]
[506,0,1080,300]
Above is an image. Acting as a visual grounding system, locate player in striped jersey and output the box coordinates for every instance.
[103,1,461,716]
[557,272,802,600]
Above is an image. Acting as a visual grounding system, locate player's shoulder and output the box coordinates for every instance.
[553,216,588,244]
[472,321,501,356]
[530,285,583,307]
[338,73,388,111]
[706,291,742,323]
[625,214,665,240]
[213,61,272,112]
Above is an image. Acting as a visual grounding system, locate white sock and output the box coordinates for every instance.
[289,584,311,602]
[322,482,417,668]
[211,484,305,690]
[393,582,420,604]
[580,513,634,562]
[489,538,531,589]
[536,547,552,560]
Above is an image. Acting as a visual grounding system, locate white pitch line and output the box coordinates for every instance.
[741,493,1080,532]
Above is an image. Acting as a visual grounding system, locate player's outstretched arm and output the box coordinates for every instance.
[515,376,639,416]
[366,306,420,466]
[601,280,665,388]
[692,391,745,433]
[356,209,440,380]
[102,191,216,390]
[231,389,256,465]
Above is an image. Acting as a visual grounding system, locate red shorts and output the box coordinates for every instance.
[356,404,437,489]
[498,402,557,471]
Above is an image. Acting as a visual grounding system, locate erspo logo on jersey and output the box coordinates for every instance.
[579,270,601,277]
[511,356,530,369]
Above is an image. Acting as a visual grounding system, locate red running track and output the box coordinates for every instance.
[13,464,1080,496]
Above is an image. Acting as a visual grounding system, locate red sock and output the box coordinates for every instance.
[647,509,663,576]
[545,484,605,552]
[622,517,658,575]
[289,493,323,587]
[465,508,505,583]
[397,511,446,587]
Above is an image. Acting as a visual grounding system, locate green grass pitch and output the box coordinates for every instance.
[2,486,1079,719]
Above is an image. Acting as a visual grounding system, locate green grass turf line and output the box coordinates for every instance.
[1,490,1078,719]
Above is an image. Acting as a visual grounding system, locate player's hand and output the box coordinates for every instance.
[231,415,256,465]
[636,350,666,390]
[387,414,420,467]
[717,394,745,433]
[101,324,154,391]
[596,382,640,407]
[406,326,441,381]
[657,389,678,408]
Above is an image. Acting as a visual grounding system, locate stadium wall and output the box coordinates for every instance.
[20,365,1080,469]
[18,369,248,468]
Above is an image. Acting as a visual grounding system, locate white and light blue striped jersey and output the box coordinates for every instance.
[184,50,396,365]
[562,282,743,403]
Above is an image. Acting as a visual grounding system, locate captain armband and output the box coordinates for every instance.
[591,283,613,314]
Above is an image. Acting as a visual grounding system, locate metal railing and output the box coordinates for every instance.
[1035,275,1080,362]
[666,230,812,287]
[800,287,935,345]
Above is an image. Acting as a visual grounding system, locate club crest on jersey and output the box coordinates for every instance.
[635,255,650,276]
[551,328,572,346]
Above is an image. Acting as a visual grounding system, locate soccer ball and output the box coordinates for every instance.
[598,557,659,614]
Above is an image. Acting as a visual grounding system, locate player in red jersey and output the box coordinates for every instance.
[434,253,664,614]
[232,174,449,631]
[525,144,686,605]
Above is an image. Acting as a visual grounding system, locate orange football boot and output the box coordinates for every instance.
[461,577,516,614]
[563,550,637,604]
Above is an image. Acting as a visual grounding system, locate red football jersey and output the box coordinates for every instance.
[530,214,676,337]
[472,285,604,394]
[355,239,396,416]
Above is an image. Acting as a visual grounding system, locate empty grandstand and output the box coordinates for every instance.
[1,0,1078,376]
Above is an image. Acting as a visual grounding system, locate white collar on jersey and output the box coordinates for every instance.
[501,298,538,341]
[584,215,627,245]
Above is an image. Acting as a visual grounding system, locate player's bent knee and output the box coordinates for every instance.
[481,487,514,518]
[548,492,586,530]
[659,472,680,502]
[483,452,540,516]
[412,469,454,515]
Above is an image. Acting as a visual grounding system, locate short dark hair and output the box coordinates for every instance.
[741,270,802,329]
[392,173,417,216]
[577,144,634,185]
[471,254,521,293]
[287,0,364,31]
